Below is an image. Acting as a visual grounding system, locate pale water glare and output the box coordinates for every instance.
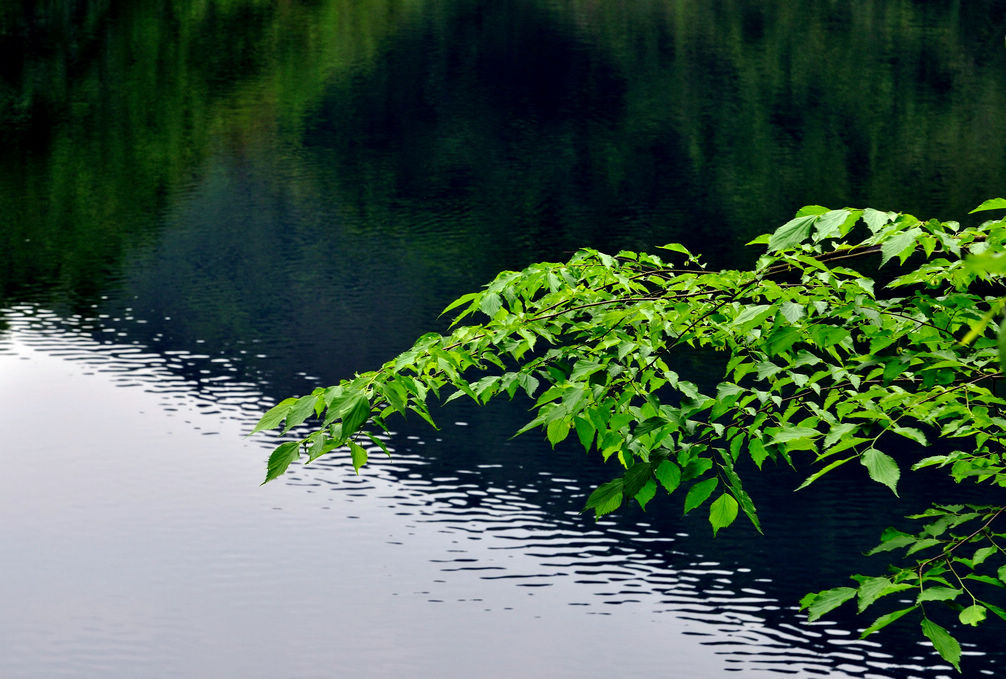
[0,306,975,678]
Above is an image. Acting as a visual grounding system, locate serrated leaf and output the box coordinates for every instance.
[307,435,339,463]
[440,291,479,316]
[709,493,738,536]
[796,456,855,491]
[768,215,817,252]
[860,606,916,638]
[732,304,775,332]
[917,586,962,603]
[546,418,571,447]
[970,197,1006,213]
[880,227,922,265]
[251,398,298,434]
[857,577,912,613]
[813,209,851,241]
[634,416,667,437]
[584,478,623,518]
[348,440,368,473]
[891,426,927,446]
[341,395,371,437]
[959,604,987,626]
[683,477,718,515]
[920,618,961,672]
[654,460,681,494]
[262,441,300,484]
[862,448,900,496]
[622,463,653,499]
[804,587,856,622]
[748,439,770,469]
[862,208,895,233]
[479,292,503,318]
[635,478,657,510]
[283,394,319,433]
[573,416,595,451]
[972,546,997,567]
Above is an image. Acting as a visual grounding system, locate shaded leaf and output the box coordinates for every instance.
[584,478,623,518]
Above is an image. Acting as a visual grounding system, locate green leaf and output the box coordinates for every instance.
[857,576,912,613]
[546,418,571,447]
[584,478,623,518]
[891,426,927,447]
[970,197,1006,213]
[862,208,895,233]
[959,604,987,626]
[860,606,916,638]
[765,327,802,356]
[999,316,1006,375]
[251,398,297,434]
[917,586,962,603]
[813,209,851,241]
[861,448,900,496]
[768,215,817,252]
[796,456,855,491]
[920,618,961,672]
[683,477,718,515]
[635,479,657,510]
[440,291,479,316]
[348,440,368,474]
[622,462,653,499]
[654,460,681,494]
[283,394,319,433]
[341,395,371,437]
[262,441,300,484]
[732,304,775,332]
[479,292,503,318]
[573,416,595,451]
[804,587,856,622]
[880,227,922,265]
[708,493,738,536]
[748,439,770,469]
[971,546,997,567]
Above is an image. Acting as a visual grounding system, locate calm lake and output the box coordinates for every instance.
[3,2,1006,677]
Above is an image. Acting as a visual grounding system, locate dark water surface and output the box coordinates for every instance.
[3,2,1006,677]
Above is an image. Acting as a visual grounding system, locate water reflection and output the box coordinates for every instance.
[5,1,1006,677]
[2,305,1000,677]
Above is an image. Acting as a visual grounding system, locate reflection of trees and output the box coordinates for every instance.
[0,0,405,305]
[311,0,1006,271]
[4,0,1006,356]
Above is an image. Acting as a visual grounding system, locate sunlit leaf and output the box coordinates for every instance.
[683,478,718,515]
[862,448,900,496]
[262,441,300,485]
[708,493,738,536]
[920,619,961,672]
[804,587,856,622]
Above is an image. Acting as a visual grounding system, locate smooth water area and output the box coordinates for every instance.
[3,2,1006,677]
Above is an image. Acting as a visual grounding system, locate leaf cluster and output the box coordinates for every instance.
[253,199,1006,670]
